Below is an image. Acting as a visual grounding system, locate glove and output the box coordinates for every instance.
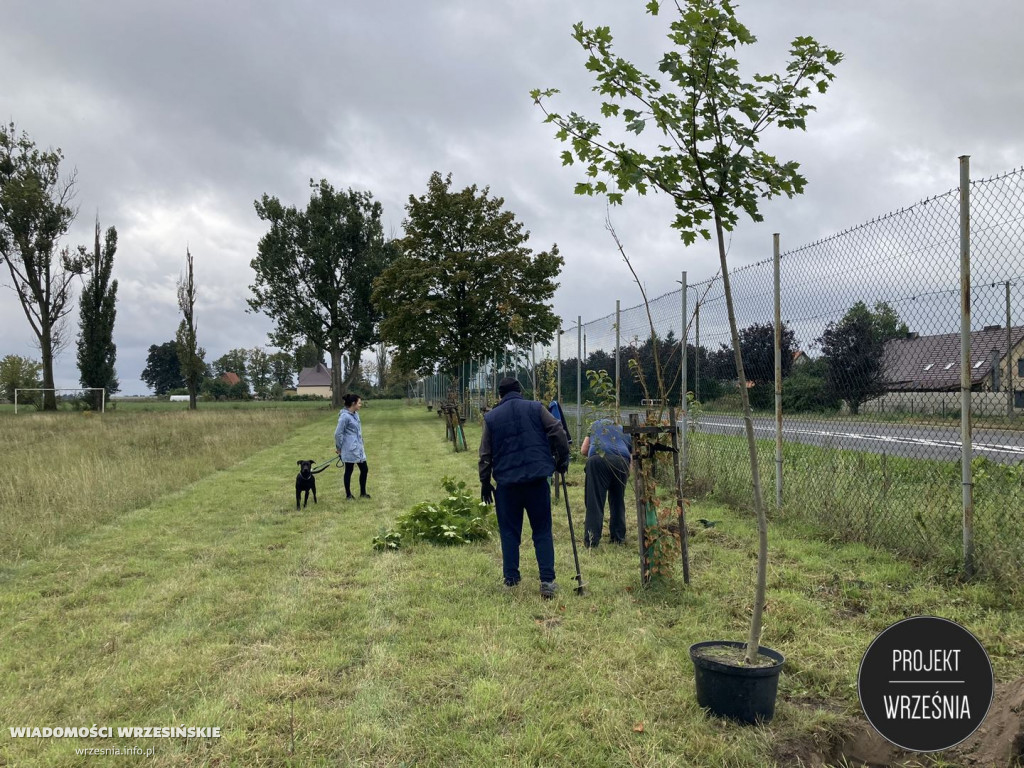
[481,481,495,505]
[556,456,570,475]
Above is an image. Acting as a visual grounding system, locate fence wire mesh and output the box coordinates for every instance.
[416,166,1024,587]
[463,165,1024,588]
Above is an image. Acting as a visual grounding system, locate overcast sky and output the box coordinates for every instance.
[3,1,1023,395]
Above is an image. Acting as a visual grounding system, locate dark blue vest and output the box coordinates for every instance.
[485,392,555,484]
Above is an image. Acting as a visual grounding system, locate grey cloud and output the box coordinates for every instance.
[2,1,1023,394]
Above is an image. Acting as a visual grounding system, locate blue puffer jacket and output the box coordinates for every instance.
[484,392,556,484]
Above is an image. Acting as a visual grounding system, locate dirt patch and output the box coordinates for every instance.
[692,644,779,668]
[533,616,562,631]
[773,678,1024,767]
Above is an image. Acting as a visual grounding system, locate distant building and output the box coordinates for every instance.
[296,363,332,398]
[792,350,808,367]
[220,371,241,387]
[882,326,1024,404]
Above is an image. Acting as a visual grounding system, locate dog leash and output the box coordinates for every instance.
[310,456,343,474]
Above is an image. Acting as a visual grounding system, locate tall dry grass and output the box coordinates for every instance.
[0,406,329,561]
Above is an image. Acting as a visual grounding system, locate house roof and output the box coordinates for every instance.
[297,363,332,387]
[882,326,1024,391]
[220,371,240,386]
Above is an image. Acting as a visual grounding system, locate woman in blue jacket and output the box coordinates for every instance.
[335,393,369,499]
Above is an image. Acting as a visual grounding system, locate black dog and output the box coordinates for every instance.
[295,459,318,510]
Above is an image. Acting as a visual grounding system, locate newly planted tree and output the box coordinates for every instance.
[534,0,840,664]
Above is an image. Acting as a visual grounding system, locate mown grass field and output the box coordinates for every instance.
[685,429,1024,590]
[1,402,1022,766]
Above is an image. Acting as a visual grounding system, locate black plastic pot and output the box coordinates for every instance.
[689,641,785,724]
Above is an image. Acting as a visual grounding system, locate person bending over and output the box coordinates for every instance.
[581,418,632,548]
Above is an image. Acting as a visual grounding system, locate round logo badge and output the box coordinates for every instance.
[858,616,993,752]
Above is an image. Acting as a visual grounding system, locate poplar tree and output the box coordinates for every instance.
[76,218,119,409]
[176,248,204,410]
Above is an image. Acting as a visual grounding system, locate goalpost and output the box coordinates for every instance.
[14,388,106,414]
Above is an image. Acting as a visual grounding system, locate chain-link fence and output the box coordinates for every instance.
[683,163,1024,587]
[419,161,1024,587]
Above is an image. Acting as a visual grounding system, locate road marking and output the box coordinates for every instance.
[696,420,1024,458]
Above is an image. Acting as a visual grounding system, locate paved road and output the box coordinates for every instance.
[563,406,1024,465]
[687,415,1024,465]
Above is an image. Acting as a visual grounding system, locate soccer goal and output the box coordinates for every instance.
[14,388,106,414]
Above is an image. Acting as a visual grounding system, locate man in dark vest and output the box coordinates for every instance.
[479,377,570,598]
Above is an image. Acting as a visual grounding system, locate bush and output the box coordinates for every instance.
[782,359,840,413]
[372,476,496,550]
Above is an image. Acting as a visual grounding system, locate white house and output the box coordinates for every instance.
[296,363,332,398]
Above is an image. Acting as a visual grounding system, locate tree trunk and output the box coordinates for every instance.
[715,212,769,665]
[330,345,344,408]
[340,347,363,394]
[40,325,57,411]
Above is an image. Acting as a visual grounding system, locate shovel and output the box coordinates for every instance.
[559,472,586,595]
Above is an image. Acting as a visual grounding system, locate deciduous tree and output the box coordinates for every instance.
[212,348,249,381]
[250,181,391,408]
[0,123,86,410]
[141,341,184,395]
[740,322,796,409]
[269,351,294,390]
[373,171,563,378]
[248,346,271,398]
[293,340,323,375]
[534,0,840,662]
[76,218,119,409]
[0,354,42,403]
[818,300,907,414]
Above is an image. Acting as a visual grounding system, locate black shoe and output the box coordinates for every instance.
[360,493,371,499]
[346,494,355,500]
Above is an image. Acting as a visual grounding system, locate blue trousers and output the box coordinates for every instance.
[494,478,555,584]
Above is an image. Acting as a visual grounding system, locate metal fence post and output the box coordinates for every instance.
[557,329,562,407]
[577,317,583,447]
[959,154,975,580]
[773,233,783,513]
[1007,281,1014,418]
[694,299,700,403]
[615,300,621,419]
[680,272,689,480]
[530,336,537,400]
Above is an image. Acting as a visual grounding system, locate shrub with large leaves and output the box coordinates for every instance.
[372,477,495,550]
